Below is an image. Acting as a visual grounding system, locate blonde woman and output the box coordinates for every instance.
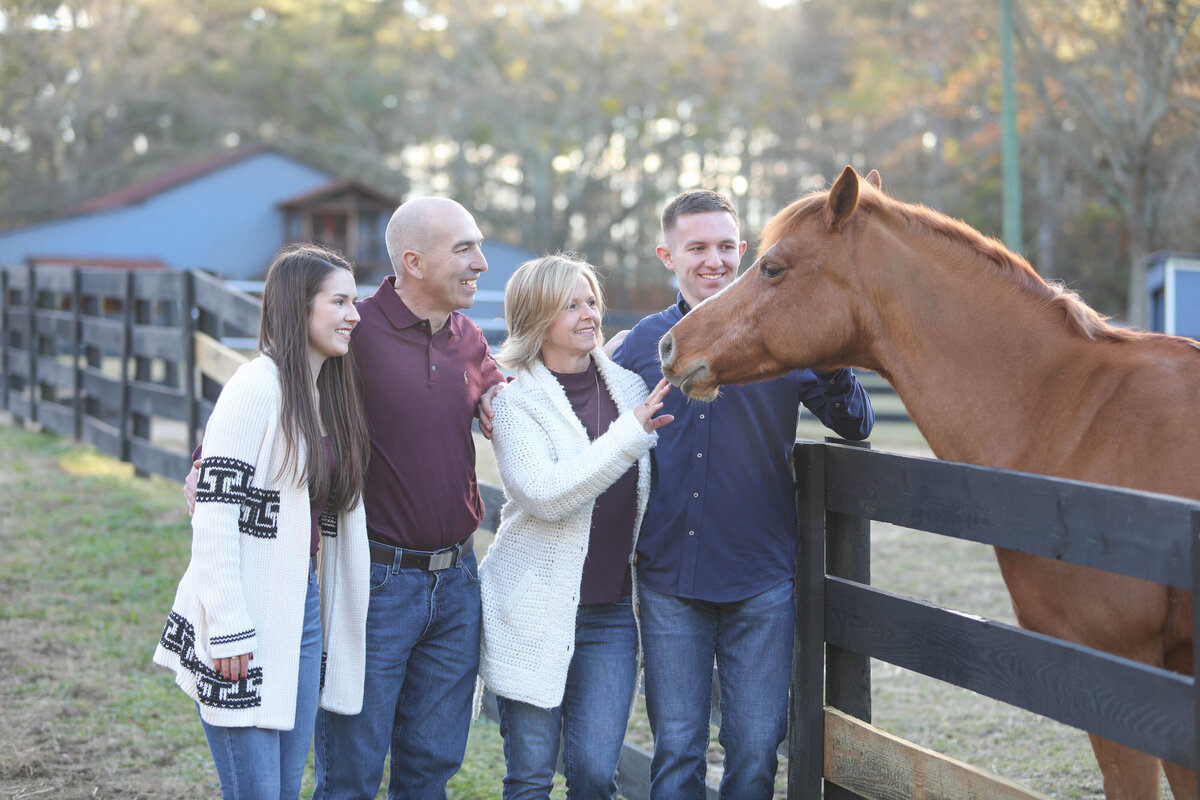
[479,254,672,799]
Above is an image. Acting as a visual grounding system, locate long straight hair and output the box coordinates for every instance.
[258,243,369,511]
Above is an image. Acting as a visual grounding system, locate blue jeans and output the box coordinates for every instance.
[639,578,794,800]
[313,547,481,800]
[200,564,322,800]
[496,597,638,800]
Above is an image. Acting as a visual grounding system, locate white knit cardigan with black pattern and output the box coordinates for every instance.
[478,349,655,709]
[152,356,369,730]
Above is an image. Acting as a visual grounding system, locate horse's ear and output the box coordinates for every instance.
[828,165,860,230]
[865,169,882,189]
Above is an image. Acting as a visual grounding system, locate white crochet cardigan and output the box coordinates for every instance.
[153,356,370,730]
[478,349,655,709]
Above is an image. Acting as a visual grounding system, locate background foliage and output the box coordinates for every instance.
[1,0,1198,319]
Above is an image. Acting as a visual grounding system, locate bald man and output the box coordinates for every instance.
[313,198,507,799]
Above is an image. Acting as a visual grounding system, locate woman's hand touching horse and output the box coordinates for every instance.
[635,378,675,433]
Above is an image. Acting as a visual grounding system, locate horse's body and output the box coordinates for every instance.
[657,166,1200,800]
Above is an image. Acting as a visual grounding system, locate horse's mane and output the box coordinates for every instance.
[759,185,1160,346]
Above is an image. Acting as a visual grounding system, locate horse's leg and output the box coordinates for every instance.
[1162,761,1197,800]
[1087,734,1162,800]
[1161,624,1196,800]
[996,553,1174,800]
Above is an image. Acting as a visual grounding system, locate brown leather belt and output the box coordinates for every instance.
[368,535,473,572]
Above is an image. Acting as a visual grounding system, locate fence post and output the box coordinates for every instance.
[131,275,153,477]
[196,287,224,406]
[25,260,37,426]
[182,271,198,457]
[119,271,134,462]
[1192,508,1200,799]
[71,268,83,441]
[788,440,826,798]
[80,278,101,430]
[1,267,8,413]
[824,438,871,800]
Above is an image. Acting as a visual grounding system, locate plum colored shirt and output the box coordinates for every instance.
[549,361,638,604]
[352,276,506,551]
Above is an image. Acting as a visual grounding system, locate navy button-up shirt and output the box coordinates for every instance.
[614,294,874,602]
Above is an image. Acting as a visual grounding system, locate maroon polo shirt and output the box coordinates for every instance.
[352,276,505,551]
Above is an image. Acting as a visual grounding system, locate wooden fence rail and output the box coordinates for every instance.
[5,264,1196,798]
[1,264,259,480]
[794,440,1200,799]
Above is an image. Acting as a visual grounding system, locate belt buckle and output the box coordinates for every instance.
[428,549,455,571]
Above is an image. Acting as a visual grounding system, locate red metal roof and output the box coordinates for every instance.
[29,255,170,270]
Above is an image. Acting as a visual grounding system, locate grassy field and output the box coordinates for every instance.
[0,411,1166,799]
[0,418,528,800]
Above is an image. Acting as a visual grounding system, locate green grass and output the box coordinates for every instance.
[0,412,1157,799]
[0,424,217,797]
[0,419,527,799]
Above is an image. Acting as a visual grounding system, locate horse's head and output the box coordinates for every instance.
[660,165,879,400]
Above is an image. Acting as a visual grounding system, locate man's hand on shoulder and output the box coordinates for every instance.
[602,329,630,359]
[184,459,201,516]
[477,381,507,440]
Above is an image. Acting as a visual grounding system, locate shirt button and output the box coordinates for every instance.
[696,452,703,458]
[688,530,695,536]
[699,413,705,420]
[834,401,841,408]
[432,365,438,371]
[692,492,699,498]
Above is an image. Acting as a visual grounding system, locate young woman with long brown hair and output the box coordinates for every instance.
[154,243,371,799]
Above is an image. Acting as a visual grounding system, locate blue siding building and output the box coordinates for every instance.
[0,146,533,340]
[0,148,362,279]
[1146,252,1200,340]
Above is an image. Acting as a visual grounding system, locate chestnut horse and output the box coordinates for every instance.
[658,165,1200,800]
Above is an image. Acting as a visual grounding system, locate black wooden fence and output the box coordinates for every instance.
[4,264,1198,799]
[794,439,1200,799]
[1,263,259,479]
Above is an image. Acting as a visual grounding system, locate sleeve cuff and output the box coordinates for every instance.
[208,628,258,659]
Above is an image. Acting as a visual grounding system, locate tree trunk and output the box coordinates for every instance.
[1033,152,1059,278]
[1125,236,1151,329]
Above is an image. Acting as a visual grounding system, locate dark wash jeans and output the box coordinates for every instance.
[495,596,638,799]
[313,549,481,800]
[639,578,795,800]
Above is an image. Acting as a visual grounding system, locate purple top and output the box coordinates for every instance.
[550,361,638,604]
[352,277,506,551]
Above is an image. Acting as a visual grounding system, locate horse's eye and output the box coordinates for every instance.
[761,262,785,279]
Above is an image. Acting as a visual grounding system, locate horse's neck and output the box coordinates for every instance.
[868,259,1081,469]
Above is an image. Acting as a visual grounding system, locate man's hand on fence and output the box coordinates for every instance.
[184,460,200,516]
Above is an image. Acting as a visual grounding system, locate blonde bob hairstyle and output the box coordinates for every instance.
[496,253,605,371]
